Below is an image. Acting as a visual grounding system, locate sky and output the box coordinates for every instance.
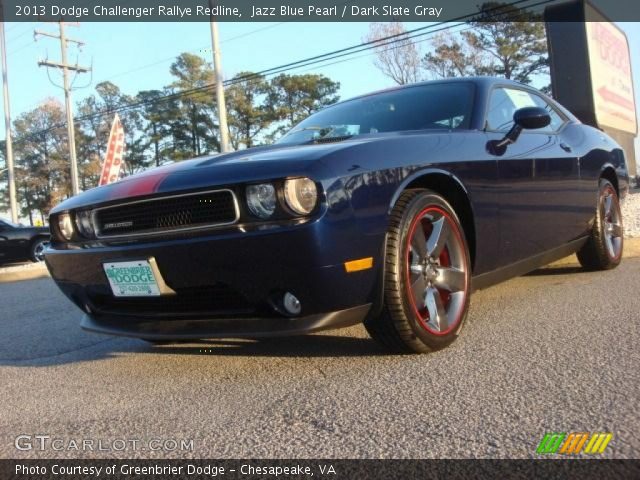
[0,20,639,164]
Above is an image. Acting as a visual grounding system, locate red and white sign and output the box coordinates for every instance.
[99,114,126,186]
[586,22,637,134]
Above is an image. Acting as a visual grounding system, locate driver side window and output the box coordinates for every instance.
[486,88,519,132]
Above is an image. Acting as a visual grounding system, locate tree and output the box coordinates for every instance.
[268,74,340,134]
[464,19,548,83]
[77,81,149,183]
[168,53,219,158]
[76,94,108,189]
[138,89,175,166]
[226,73,274,149]
[423,32,487,78]
[365,22,422,85]
[12,99,69,223]
[422,4,549,86]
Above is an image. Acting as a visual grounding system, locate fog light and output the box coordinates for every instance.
[283,292,301,316]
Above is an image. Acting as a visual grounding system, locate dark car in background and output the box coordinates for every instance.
[44,77,628,353]
[0,218,50,263]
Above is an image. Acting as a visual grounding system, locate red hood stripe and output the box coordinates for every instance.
[105,161,187,201]
[108,173,168,200]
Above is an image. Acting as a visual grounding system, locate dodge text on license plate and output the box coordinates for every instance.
[103,260,162,297]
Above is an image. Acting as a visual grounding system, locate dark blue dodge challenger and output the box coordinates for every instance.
[45,77,629,353]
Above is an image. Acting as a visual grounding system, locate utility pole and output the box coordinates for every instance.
[208,17,230,153]
[0,22,19,223]
[36,22,90,196]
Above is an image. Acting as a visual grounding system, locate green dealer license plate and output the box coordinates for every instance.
[103,260,162,297]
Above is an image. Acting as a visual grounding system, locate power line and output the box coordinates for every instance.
[0,22,444,146]
[78,0,548,120]
[295,23,473,75]
[221,22,287,44]
[8,38,36,57]
[5,23,23,33]
[51,23,446,125]
[7,24,34,43]
[101,22,286,82]
[72,21,464,120]
[9,0,552,145]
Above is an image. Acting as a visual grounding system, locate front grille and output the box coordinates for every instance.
[94,189,238,238]
[88,284,255,318]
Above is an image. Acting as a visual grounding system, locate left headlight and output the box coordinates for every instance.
[57,213,74,240]
[246,183,277,219]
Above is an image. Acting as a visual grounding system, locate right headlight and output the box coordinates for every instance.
[57,213,74,240]
[284,178,318,216]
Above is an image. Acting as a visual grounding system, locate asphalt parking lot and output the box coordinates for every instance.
[1,256,639,459]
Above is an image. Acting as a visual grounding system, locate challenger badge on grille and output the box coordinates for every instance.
[103,221,134,230]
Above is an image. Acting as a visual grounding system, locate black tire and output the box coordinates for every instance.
[365,189,472,353]
[30,237,48,263]
[576,179,623,271]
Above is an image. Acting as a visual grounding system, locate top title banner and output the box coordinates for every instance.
[1,0,639,22]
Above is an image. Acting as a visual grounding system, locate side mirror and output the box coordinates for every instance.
[513,107,551,130]
[487,106,551,155]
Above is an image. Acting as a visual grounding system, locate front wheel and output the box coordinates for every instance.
[576,179,623,271]
[30,238,48,263]
[365,189,471,353]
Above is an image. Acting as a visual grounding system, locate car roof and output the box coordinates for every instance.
[324,76,578,127]
[343,76,529,103]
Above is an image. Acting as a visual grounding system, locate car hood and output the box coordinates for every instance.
[50,141,357,213]
[50,130,464,213]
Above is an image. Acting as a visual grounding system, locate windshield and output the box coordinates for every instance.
[0,218,20,228]
[277,82,475,145]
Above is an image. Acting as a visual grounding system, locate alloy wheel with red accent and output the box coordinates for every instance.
[364,189,471,353]
[577,179,624,270]
[406,206,469,336]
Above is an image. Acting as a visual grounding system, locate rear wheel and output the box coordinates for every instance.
[365,189,471,353]
[576,179,623,270]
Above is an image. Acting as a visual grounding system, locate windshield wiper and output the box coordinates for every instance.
[312,135,353,144]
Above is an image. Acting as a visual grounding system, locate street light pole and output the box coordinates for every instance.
[0,22,19,224]
[209,17,230,153]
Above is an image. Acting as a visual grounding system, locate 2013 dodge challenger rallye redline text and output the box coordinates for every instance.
[44,77,629,353]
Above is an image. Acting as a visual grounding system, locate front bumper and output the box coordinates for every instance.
[45,218,383,338]
[79,304,371,340]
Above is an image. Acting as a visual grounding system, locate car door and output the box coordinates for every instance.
[485,86,580,266]
[0,220,17,261]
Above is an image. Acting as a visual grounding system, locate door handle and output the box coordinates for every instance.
[560,143,572,152]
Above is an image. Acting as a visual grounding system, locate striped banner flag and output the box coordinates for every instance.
[99,114,126,186]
